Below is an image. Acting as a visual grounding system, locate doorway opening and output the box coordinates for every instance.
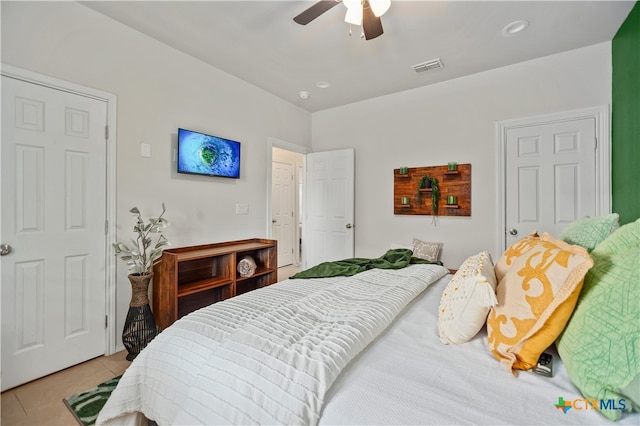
[267,137,310,276]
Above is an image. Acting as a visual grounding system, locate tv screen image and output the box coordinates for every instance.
[177,128,241,178]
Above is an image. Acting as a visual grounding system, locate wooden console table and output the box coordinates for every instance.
[152,238,277,329]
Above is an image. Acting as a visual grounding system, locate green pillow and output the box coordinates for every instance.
[559,213,620,252]
[556,218,640,421]
[595,215,638,255]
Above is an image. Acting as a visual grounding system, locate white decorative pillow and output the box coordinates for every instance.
[389,242,413,251]
[412,238,442,262]
[438,251,498,344]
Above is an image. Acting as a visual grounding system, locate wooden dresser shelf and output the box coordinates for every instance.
[171,241,273,262]
[236,266,275,282]
[177,277,233,297]
[153,238,277,329]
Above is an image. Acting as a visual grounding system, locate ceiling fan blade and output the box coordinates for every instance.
[362,1,383,40]
[293,0,342,25]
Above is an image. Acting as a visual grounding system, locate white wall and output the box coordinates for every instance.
[1,1,614,348]
[312,42,612,269]
[1,1,312,349]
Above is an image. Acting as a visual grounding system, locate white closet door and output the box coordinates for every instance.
[1,75,107,391]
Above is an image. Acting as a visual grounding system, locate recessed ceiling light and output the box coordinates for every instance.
[316,81,331,89]
[502,20,529,36]
[299,91,310,99]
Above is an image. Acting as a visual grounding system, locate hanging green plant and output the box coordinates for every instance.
[416,176,439,216]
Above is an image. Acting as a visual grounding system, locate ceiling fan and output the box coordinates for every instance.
[293,0,391,40]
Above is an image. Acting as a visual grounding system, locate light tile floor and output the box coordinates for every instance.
[1,351,130,426]
[277,263,301,282]
[1,265,301,426]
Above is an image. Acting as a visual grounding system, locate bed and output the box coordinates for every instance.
[97,218,639,425]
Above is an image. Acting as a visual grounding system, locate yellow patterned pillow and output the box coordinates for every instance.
[494,231,539,282]
[487,233,593,374]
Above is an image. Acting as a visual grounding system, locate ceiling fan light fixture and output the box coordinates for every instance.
[345,5,363,25]
[369,0,391,17]
[343,0,361,10]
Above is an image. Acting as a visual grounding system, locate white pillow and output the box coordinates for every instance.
[438,251,498,344]
[412,238,443,262]
[389,242,413,251]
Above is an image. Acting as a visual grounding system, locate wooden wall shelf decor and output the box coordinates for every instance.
[394,164,471,216]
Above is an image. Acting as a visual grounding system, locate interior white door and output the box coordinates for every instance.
[505,117,597,248]
[1,76,107,391]
[303,149,355,268]
[272,161,294,266]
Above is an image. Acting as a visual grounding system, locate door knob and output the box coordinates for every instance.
[272,219,277,223]
[1,244,12,256]
[509,228,518,236]
[346,223,353,229]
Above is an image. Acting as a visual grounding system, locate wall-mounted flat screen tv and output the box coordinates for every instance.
[177,128,241,178]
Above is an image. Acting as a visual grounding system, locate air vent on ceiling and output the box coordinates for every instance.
[411,58,444,73]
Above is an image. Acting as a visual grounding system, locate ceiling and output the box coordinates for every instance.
[80,1,635,112]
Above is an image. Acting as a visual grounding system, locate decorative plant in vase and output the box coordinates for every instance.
[113,203,169,275]
[114,203,169,360]
[416,175,440,216]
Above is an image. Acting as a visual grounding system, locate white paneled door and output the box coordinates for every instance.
[304,149,355,269]
[505,117,597,248]
[1,76,107,391]
[272,161,294,266]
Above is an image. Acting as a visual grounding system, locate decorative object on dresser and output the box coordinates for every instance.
[113,203,169,361]
[237,255,257,277]
[152,238,277,329]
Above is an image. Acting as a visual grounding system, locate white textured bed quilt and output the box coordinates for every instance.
[97,264,448,425]
[98,265,638,425]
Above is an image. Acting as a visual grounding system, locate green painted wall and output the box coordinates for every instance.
[612,2,640,224]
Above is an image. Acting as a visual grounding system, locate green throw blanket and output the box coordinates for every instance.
[290,248,442,279]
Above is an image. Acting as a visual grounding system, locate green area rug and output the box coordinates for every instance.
[63,375,121,426]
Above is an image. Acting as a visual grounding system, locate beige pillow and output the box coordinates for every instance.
[412,238,442,262]
[438,252,498,344]
[487,233,593,374]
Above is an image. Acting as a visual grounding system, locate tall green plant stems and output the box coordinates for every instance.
[113,203,170,275]
[417,176,439,216]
